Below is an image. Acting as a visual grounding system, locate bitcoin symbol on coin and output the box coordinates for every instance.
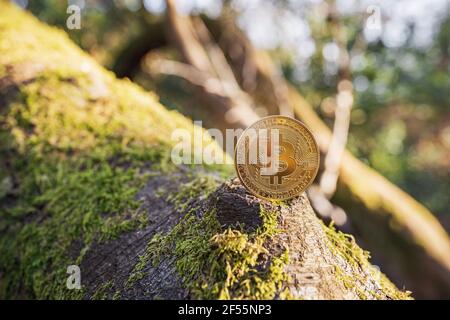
[235,116,320,200]
[259,134,296,185]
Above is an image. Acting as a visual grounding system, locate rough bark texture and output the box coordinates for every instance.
[80,176,408,300]
[0,2,409,300]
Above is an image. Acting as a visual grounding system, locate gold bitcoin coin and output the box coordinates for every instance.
[234,116,320,200]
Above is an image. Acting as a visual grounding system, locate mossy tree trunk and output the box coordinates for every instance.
[0,2,409,299]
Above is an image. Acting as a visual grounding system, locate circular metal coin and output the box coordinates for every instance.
[234,116,320,200]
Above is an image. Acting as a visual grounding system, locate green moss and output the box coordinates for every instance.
[0,2,228,299]
[128,193,290,299]
[112,290,122,300]
[166,174,220,211]
[198,228,290,300]
[323,222,370,269]
[323,222,411,300]
[0,158,150,299]
[92,280,114,300]
[126,175,221,288]
[257,205,280,237]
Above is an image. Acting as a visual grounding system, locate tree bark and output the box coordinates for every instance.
[0,2,409,300]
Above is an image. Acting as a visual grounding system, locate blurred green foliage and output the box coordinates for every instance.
[281,5,450,224]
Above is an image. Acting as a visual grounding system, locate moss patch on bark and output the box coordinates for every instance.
[0,2,228,299]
